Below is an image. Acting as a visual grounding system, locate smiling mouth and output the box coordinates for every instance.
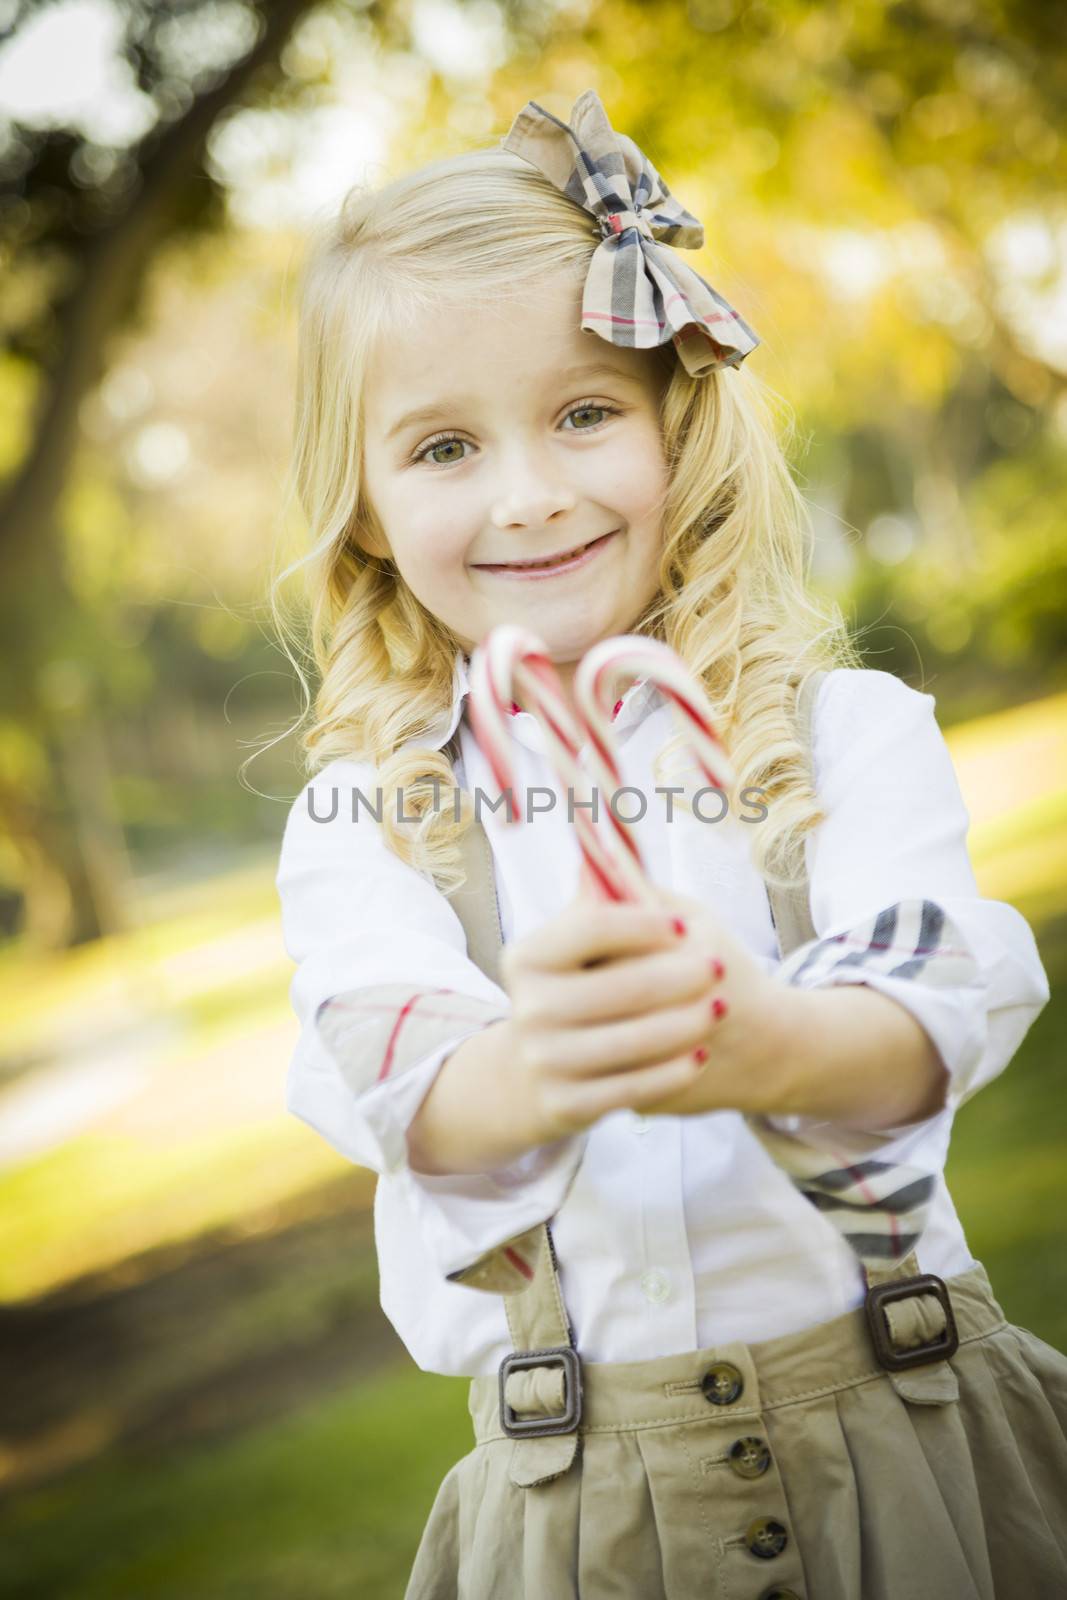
[474,530,619,575]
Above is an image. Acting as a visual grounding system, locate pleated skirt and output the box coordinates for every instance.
[404,1262,1067,1600]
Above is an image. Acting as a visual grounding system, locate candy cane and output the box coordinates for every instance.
[468,626,734,906]
[574,635,735,815]
[468,624,651,905]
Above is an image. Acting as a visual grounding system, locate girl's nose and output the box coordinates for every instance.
[489,468,578,530]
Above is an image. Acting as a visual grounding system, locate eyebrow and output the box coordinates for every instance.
[382,361,643,444]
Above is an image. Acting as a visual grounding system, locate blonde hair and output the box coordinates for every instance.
[278,145,863,895]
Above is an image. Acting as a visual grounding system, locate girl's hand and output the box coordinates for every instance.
[499,863,730,1142]
[633,881,789,1119]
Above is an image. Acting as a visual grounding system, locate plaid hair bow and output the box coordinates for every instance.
[502,89,760,377]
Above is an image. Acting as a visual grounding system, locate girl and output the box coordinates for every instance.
[276,90,1065,1599]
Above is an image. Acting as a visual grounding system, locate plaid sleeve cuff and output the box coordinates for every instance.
[284,985,509,1175]
[748,897,990,1271]
[776,899,981,996]
[405,1131,586,1288]
[316,984,510,1099]
[297,983,587,1278]
[772,898,986,1123]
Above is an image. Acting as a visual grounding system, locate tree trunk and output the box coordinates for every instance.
[0,0,311,948]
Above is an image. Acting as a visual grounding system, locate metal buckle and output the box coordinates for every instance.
[498,1347,583,1438]
[864,1272,960,1372]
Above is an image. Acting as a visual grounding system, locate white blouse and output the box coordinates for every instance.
[276,651,1049,1376]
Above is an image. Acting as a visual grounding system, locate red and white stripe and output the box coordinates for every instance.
[469,624,648,905]
[574,634,735,810]
[468,627,735,908]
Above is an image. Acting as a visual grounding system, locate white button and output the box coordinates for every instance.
[632,1113,651,1135]
[640,1270,671,1304]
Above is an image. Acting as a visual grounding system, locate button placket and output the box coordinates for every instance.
[694,1350,807,1598]
[634,1117,696,1349]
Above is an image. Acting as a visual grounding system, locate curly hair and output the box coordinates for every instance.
[272,143,862,896]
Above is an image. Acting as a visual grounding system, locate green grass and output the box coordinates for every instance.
[0,1364,472,1600]
[0,902,1061,1599]
[944,906,1067,1348]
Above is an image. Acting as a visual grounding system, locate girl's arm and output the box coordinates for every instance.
[760,982,950,1128]
[277,758,578,1278]
[279,765,730,1282]
[641,668,1050,1130]
[621,894,956,1128]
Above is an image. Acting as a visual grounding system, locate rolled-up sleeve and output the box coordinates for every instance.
[767,669,1050,1138]
[276,758,584,1278]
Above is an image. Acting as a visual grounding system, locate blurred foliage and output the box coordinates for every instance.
[0,0,568,947]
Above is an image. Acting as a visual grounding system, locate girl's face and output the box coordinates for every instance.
[359,270,671,685]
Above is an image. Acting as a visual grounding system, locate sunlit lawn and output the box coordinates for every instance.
[0,857,282,1047]
[0,690,1064,1598]
[0,1363,472,1600]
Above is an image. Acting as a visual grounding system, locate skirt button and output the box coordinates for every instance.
[700,1361,744,1405]
[728,1435,771,1478]
[744,1516,789,1559]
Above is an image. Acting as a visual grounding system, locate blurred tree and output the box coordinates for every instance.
[0,0,317,943]
[0,0,317,563]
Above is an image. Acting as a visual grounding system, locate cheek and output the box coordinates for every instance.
[382,477,474,570]
[402,498,475,571]
[598,427,668,524]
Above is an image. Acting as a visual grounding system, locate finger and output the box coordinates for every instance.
[526,948,714,1028]
[517,901,683,975]
[562,1050,708,1126]
[547,989,720,1077]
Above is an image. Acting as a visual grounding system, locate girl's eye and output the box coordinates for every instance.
[563,403,614,431]
[411,401,619,467]
[418,436,468,467]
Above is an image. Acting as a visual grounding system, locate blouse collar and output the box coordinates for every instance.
[400,647,661,756]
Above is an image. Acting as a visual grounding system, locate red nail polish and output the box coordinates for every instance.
[711,997,728,1021]
[710,958,726,981]
[693,1046,708,1065]
[671,917,687,937]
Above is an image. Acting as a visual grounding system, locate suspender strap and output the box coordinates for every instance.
[451,806,582,1483]
[763,668,820,952]
[496,1226,583,1486]
[448,795,506,990]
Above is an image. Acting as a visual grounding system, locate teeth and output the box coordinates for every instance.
[512,542,588,570]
